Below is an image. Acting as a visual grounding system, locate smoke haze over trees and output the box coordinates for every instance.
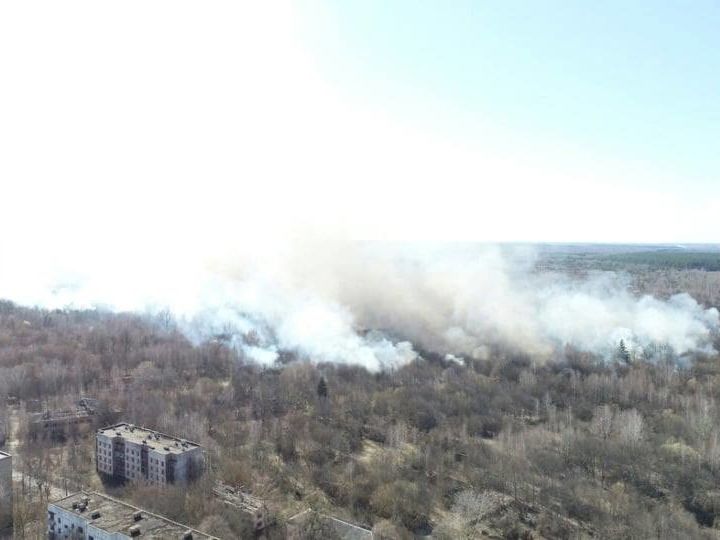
[2,266,720,538]
[0,240,717,372]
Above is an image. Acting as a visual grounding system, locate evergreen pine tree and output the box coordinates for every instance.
[618,339,631,363]
[317,376,328,399]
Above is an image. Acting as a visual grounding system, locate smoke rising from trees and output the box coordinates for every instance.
[1,238,717,370]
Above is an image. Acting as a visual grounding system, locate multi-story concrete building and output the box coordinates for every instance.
[96,424,203,486]
[30,408,95,440]
[30,397,118,441]
[0,417,7,446]
[0,451,12,534]
[48,491,219,539]
[213,481,272,535]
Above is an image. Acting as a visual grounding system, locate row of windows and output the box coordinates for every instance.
[50,513,83,533]
[123,468,167,484]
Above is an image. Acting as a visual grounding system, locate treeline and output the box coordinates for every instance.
[543,250,720,271]
[2,299,720,538]
[601,251,720,271]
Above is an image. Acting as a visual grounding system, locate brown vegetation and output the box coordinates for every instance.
[1,277,720,538]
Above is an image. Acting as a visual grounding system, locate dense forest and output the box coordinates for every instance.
[2,264,720,539]
[540,249,720,274]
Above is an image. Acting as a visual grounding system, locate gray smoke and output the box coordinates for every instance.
[163,240,719,369]
[1,238,717,371]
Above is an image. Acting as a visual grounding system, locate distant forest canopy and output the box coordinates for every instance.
[601,251,720,271]
[539,248,720,272]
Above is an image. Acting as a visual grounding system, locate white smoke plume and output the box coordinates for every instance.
[0,237,717,371]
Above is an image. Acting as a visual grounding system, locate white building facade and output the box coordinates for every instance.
[96,424,203,486]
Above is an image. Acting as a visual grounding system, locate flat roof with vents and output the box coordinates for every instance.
[49,491,219,539]
[97,423,202,454]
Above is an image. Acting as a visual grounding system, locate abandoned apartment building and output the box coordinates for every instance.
[29,397,111,440]
[96,423,204,486]
[48,491,219,540]
[30,408,94,440]
[0,452,12,535]
[213,481,273,536]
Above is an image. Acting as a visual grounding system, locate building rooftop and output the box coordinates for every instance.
[50,491,218,539]
[98,423,201,455]
[213,481,266,514]
[31,408,93,422]
[288,509,374,540]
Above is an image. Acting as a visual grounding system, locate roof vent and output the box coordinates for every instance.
[129,525,141,536]
[133,511,143,521]
[91,511,101,519]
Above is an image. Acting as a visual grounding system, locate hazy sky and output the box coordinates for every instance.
[1,0,718,276]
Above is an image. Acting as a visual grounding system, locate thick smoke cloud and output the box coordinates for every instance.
[1,239,717,371]
[290,241,719,365]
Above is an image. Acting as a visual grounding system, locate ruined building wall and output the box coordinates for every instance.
[0,452,12,533]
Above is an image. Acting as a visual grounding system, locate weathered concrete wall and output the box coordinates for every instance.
[0,452,12,534]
